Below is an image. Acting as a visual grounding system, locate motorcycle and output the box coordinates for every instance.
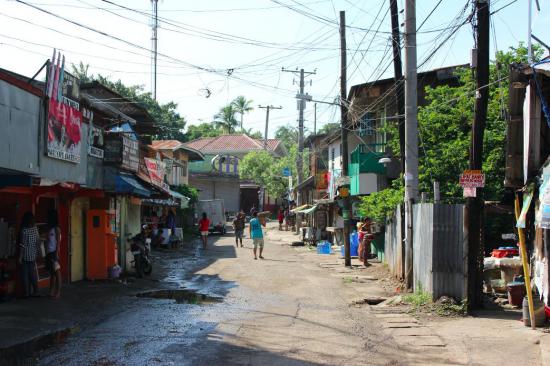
[129,232,153,278]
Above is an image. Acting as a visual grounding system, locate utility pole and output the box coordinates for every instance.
[314,102,317,135]
[389,0,405,174]
[403,0,418,289]
[339,11,352,267]
[466,0,490,310]
[528,0,533,63]
[282,67,315,205]
[151,0,159,100]
[259,105,282,150]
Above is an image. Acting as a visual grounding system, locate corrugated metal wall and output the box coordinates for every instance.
[384,204,404,279]
[413,203,466,300]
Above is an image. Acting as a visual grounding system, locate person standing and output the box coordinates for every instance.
[19,212,41,298]
[250,205,257,216]
[249,211,266,260]
[45,210,62,298]
[277,209,284,231]
[198,212,210,250]
[233,211,245,248]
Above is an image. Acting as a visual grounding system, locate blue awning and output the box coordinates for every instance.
[115,173,151,197]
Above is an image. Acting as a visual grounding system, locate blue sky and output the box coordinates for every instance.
[1,0,548,137]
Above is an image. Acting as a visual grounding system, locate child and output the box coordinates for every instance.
[198,212,210,249]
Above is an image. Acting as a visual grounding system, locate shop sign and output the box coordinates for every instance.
[315,171,329,190]
[459,170,485,188]
[144,158,169,191]
[45,51,81,163]
[47,98,82,163]
[88,125,104,159]
[104,134,139,172]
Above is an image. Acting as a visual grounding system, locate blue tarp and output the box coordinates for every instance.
[115,173,151,197]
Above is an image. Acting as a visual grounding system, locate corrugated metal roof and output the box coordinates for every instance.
[150,140,205,161]
[184,134,281,154]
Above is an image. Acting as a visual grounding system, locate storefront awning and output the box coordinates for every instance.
[291,204,318,215]
[116,173,151,197]
[141,190,190,208]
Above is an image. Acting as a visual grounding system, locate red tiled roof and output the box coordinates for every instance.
[184,134,281,154]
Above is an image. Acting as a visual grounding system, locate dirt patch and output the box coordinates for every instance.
[136,289,222,305]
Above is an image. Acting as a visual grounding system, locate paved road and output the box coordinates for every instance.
[34,225,432,365]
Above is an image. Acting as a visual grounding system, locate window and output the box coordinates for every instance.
[359,113,375,137]
[181,161,187,177]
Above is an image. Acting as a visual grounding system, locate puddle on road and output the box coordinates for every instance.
[136,289,222,305]
[0,326,79,364]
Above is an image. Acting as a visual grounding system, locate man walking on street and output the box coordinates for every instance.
[233,211,245,248]
[249,211,265,260]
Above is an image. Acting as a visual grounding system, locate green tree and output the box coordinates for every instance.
[318,123,340,135]
[243,128,263,140]
[239,143,308,198]
[214,105,239,134]
[185,123,222,141]
[71,63,187,141]
[275,125,299,150]
[231,96,254,132]
[360,43,542,221]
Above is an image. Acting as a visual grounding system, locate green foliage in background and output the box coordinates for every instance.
[358,180,403,222]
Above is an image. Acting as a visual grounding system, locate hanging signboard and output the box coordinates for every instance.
[517,184,535,229]
[104,134,139,172]
[45,50,82,163]
[144,158,169,191]
[459,170,485,188]
[88,125,104,159]
[47,98,82,163]
[164,158,174,171]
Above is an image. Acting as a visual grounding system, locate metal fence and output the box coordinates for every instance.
[412,203,466,300]
[384,204,404,280]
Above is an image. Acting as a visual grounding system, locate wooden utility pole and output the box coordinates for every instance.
[466,0,490,310]
[340,11,352,267]
[259,105,282,150]
[403,0,418,289]
[389,0,405,174]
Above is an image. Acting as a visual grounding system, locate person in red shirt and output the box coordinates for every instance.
[198,212,210,249]
[277,209,284,231]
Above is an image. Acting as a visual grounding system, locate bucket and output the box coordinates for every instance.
[523,296,547,327]
[507,282,526,306]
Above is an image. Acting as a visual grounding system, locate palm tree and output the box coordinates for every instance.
[214,105,239,134]
[231,96,254,132]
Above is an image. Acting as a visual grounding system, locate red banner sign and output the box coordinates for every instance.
[47,98,82,163]
[459,170,485,188]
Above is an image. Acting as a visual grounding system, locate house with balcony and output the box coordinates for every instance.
[150,140,204,187]
[343,64,466,198]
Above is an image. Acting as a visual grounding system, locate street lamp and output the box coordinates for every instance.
[378,157,392,166]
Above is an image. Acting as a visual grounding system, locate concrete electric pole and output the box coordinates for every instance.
[403,0,418,289]
[258,105,282,150]
[151,0,159,100]
[466,0,490,310]
[339,11,352,267]
[282,67,315,205]
[389,0,405,174]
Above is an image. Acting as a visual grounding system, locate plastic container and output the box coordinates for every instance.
[492,248,519,258]
[316,241,332,255]
[523,296,547,327]
[507,282,526,306]
[340,239,359,257]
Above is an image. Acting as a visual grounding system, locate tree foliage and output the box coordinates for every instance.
[275,125,299,150]
[185,123,222,141]
[71,62,187,141]
[231,96,254,132]
[359,43,542,221]
[214,105,239,134]
[239,144,308,198]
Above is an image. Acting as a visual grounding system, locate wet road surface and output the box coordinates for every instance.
[34,226,404,365]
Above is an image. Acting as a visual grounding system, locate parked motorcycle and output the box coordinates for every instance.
[129,230,152,278]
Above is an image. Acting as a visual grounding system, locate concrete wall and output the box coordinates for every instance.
[0,80,88,184]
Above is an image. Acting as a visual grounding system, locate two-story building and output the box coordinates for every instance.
[185,134,285,214]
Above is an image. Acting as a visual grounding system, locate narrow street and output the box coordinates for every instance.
[32,223,400,365]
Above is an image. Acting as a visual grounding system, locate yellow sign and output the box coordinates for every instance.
[339,187,349,197]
